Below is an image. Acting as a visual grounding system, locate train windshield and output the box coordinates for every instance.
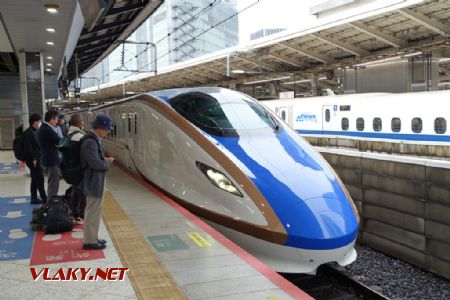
[171,91,279,137]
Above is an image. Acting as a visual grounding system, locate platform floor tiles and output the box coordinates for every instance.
[0,151,136,299]
[0,150,306,299]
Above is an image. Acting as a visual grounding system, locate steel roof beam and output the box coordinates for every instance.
[105,3,145,18]
[82,19,131,35]
[77,33,120,47]
[311,33,371,57]
[349,21,404,48]
[277,42,335,64]
[235,56,277,72]
[398,8,449,36]
[189,68,222,81]
[268,52,303,67]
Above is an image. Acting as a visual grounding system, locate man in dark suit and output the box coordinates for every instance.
[80,114,114,250]
[22,113,47,204]
[38,109,61,201]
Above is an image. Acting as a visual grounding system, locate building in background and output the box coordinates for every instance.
[250,28,286,40]
[82,0,238,89]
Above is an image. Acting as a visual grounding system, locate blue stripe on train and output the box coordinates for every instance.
[297,130,450,142]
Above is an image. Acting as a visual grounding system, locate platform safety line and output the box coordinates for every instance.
[102,190,186,300]
[113,163,313,300]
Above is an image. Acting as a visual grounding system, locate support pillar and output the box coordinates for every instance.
[19,51,46,129]
[311,74,319,96]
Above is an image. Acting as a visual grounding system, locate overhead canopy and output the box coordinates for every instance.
[81,0,450,101]
[66,0,163,81]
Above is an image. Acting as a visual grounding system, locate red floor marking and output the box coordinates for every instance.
[114,163,313,300]
[30,225,105,266]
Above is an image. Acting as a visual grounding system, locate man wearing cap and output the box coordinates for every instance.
[80,114,114,250]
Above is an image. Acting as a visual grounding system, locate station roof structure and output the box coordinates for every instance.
[66,0,163,81]
[81,0,450,102]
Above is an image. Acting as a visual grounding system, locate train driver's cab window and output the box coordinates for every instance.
[325,109,330,122]
[434,118,446,134]
[170,92,279,137]
[411,118,422,133]
[391,118,401,133]
[281,110,286,121]
[356,118,364,131]
[373,118,382,132]
[341,118,349,131]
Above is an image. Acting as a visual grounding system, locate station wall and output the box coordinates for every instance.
[319,149,450,280]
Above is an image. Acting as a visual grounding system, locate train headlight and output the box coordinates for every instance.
[196,162,243,197]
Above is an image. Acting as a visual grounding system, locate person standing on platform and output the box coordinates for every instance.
[58,114,69,137]
[68,114,86,224]
[22,113,47,204]
[80,114,114,250]
[38,109,61,201]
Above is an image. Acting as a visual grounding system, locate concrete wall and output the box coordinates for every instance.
[318,148,450,280]
[306,136,450,159]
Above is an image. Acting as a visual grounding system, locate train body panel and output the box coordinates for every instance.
[72,87,359,273]
[264,90,450,145]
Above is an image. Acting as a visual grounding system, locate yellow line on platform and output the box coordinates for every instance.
[103,190,186,300]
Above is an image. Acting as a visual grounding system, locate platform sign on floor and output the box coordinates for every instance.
[0,196,36,261]
[30,224,105,266]
[0,162,20,174]
[148,234,189,252]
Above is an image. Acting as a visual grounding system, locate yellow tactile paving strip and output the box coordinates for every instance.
[102,190,186,300]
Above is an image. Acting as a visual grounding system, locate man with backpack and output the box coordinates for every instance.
[21,114,47,204]
[80,114,114,250]
[67,114,86,224]
[38,109,61,201]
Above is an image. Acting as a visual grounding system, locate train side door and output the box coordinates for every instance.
[322,105,333,132]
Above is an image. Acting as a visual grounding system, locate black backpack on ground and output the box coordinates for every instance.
[59,132,95,185]
[30,205,48,231]
[43,196,73,234]
[13,132,26,161]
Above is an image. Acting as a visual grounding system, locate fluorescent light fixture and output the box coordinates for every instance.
[439,58,450,62]
[45,4,59,14]
[47,56,53,60]
[231,69,245,74]
[46,28,55,33]
[402,51,422,58]
[244,76,291,85]
[46,63,52,66]
[46,68,51,72]
[354,56,402,67]
[438,81,450,86]
[46,41,54,46]
[283,77,327,85]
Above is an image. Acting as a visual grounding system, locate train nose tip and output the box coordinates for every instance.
[283,196,359,249]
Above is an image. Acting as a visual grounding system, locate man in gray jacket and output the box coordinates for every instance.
[80,114,114,250]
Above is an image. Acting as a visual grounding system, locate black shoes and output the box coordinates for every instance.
[98,239,107,245]
[83,242,106,250]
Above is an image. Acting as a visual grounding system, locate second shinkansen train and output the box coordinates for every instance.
[263,90,450,157]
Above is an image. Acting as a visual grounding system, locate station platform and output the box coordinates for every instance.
[0,150,310,300]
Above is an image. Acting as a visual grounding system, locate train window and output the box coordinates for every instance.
[391,118,401,132]
[356,118,364,131]
[434,118,446,134]
[170,92,279,137]
[135,113,138,134]
[341,118,349,131]
[281,110,286,121]
[411,118,422,133]
[373,118,382,132]
[113,124,117,137]
[325,109,330,122]
[339,105,351,111]
[128,114,131,133]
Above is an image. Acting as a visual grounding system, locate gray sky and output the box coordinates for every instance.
[237,0,317,43]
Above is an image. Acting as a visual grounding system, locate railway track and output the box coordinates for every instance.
[282,264,390,300]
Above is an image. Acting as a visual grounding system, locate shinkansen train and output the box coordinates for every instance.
[263,90,450,157]
[75,87,360,274]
